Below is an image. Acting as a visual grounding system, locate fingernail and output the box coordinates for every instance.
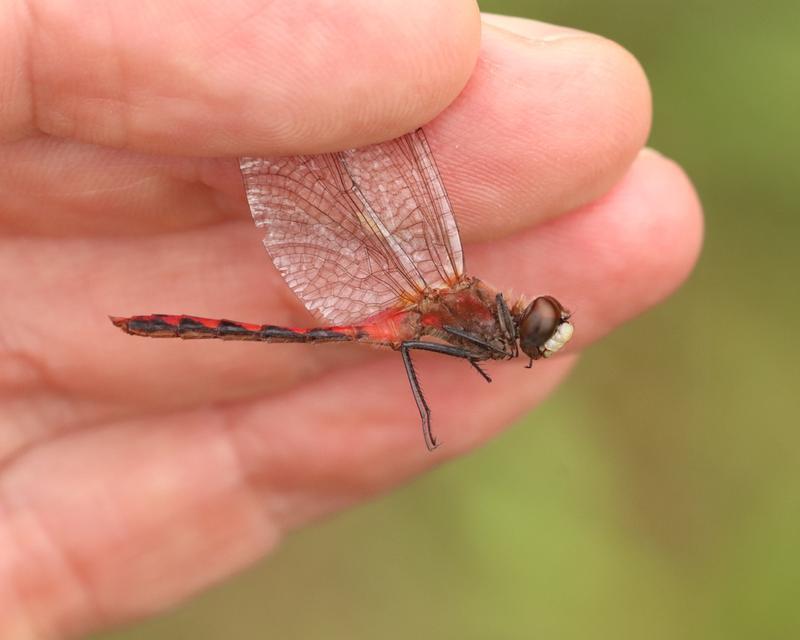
[640,146,666,159]
[481,14,588,43]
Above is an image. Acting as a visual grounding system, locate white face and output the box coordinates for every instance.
[541,321,574,358]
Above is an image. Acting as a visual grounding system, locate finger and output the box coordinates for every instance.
[219,355,578,530]
[0,137,244,236]
[469,148,704,351]
[0,149,700,436]
[1,0,480,154]
[480,12,585,38]
[0,412,282,635]
[1,16,649,238]
[0,349,574,635]
[428,17,652,240]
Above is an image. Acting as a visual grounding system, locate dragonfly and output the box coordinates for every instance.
[111,129,573,450]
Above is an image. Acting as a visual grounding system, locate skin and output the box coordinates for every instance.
[0,1,703,637]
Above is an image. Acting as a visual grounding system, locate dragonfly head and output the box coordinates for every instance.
[517,296,573,361]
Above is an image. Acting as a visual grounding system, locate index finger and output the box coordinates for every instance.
[1,0,480,155]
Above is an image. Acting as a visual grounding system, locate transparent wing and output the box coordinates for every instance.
[239,128,464,325]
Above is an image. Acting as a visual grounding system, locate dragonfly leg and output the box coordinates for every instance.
[470,360,492,383]
[400,344,438,451]
[400,340,489,450]
[495,293,518,357]
[442,325,513,359]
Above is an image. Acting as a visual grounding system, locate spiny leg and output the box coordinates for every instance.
[470,360,492,383]
[400,344,437,451]
[439,326,504,379]
[495,293,518,356]
[400,341,488,450]
[442,325,511,358]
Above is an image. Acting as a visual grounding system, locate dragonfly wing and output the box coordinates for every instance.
[240,129,464,325]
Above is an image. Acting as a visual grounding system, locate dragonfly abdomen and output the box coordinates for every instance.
[110,314,363,343]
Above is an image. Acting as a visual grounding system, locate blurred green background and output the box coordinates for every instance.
[100,1,799,638]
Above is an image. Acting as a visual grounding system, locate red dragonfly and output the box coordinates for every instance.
[111,129,573,450]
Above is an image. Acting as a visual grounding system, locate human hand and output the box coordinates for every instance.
[0,2,701,637]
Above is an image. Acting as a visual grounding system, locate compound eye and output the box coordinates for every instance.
[519,296,563,359]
